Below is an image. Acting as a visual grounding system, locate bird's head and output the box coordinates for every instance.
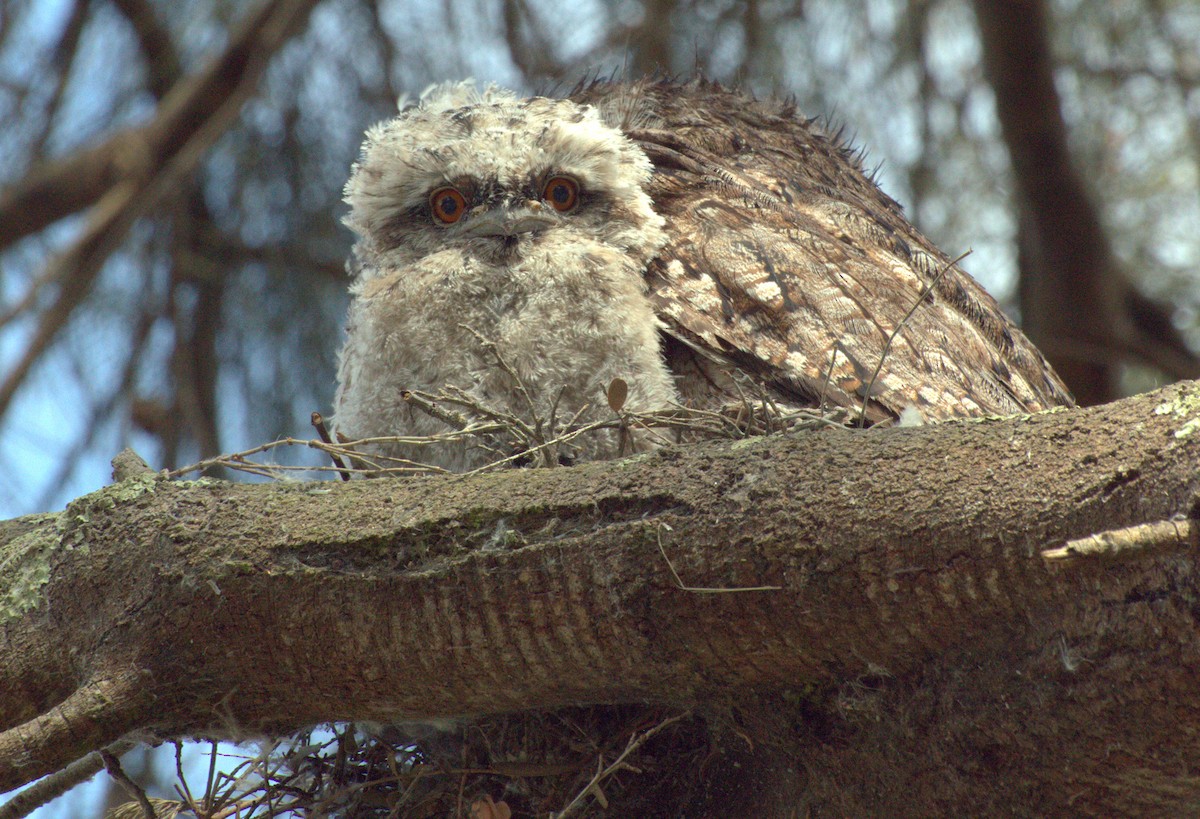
[343,81,667,276]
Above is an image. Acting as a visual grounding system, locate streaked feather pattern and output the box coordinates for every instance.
[575,78,1072,422]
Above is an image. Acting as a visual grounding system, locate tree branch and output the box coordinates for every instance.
[0,0,319,251]
[3,382,1200,807]
[0,0,322,422]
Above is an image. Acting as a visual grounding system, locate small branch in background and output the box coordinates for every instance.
[108,0,183,99]
[25,0,89,162]
[0,0,322,251]
[0,0,324,425]
[0,740,138,819]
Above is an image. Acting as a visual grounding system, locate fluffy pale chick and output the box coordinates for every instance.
[334,79,1073,471]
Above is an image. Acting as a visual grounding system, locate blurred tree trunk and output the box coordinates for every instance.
[974,0,1200,404]
[631,0,677,76]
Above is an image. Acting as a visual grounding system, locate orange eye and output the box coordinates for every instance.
[430,187,467,224]
[542,176,579,212]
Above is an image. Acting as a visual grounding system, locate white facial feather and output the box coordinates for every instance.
[343,82,664,275]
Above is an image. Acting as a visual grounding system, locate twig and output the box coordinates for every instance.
[311,412,351,481]
[173,741,197,815]
[461,414,610,476]
[169,386,846,482]
[819,343,843,415]
[1041,518,1196,564]
[433,385,539,444]
[100,749,158,818]
[554,712,689,818]
[460,324,544,437]
[655,523,782,593]
[402,389,470,430]
[858,249,971,427]
[168,435,457,479]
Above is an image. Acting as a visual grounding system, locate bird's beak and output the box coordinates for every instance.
[461,202,557,238]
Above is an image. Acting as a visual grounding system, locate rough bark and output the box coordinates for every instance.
[4,381,1200,812]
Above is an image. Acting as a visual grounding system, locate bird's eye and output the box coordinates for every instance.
[542,176,579,212]
[430,187,467,224]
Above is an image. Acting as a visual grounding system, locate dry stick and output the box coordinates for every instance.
[99,749,158,819]
[402,390,471,430]
[311,412,351,481]
[203,739,220,813]
[460,325,545,438]
[168,434,464,479]
[554,712,690,819]
[174,390,844,483]
[857,249,972,427]
[461,413,611,477]
[1041,518,1196,564]
[405,389,513,459]
[432,386,539,444]
[819,343,843,416]
[172,741,198,814]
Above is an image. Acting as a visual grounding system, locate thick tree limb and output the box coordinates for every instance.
[3,382,1200,809]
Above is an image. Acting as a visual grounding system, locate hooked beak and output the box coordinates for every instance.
[461,203,558,238]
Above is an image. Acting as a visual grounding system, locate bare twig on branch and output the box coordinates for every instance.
[99,749,158,819]
[311,412,352,481]
[1042,518,1198,565]
[170,379,841,482]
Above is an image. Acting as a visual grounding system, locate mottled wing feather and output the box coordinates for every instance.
[576,80,1073,421]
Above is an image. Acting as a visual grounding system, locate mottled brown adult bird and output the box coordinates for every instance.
[333,79,1072,470]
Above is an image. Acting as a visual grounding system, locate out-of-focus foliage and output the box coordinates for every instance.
[0,0,1196,515]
